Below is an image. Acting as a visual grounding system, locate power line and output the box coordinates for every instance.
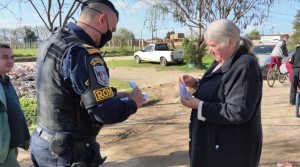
[269,11,295,17]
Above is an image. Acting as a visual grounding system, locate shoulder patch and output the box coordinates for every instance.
[87,48,101,55]
[93,87,114,102]
[90,58,104,66]
[93,66,109,86]
[83,44,101,55]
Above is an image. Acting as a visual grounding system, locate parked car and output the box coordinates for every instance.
[253,44,293,77]
[133,43,183,66]
[288,50,296,57]
[282,49,296,63]
[253,44,276,77]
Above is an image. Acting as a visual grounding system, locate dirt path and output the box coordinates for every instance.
[17,58,300,167]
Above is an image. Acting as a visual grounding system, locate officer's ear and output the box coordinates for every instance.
[98,13,107,24]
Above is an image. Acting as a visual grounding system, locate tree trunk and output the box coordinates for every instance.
[195,36,206,68]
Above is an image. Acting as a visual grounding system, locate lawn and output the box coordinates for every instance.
[107,54,214,71]
[13,46,135,62]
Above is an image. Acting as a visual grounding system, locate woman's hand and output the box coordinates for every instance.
[180,96,200,109]
[179,75,198,88]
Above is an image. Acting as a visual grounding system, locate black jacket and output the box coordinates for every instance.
[290,46,300,68]
[190,46,263,167]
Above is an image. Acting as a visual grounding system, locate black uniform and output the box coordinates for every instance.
[30,22,138,166]
[289,46,300,105]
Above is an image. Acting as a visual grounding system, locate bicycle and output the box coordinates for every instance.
[267,63,287,87]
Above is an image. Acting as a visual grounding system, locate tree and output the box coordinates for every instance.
[36,26,52,41]
[24,27,38,48]
[1,27,26,48]
[140,0,275,68]
[143,8,163,42]
[247,29,260,36]
[112,28,135,47]
[182,38,197,65]
[0,0,81,32]
[292,10,300,45]
[165,31,175,39]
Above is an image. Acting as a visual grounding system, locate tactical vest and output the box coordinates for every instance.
[36,28,102,136]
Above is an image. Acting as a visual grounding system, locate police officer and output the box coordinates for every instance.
[289,45,300,105]
[30,0,144,166]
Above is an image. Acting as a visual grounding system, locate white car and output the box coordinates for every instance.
[253,44,292,77]
[253,44,275,77]
[134,43,183,66]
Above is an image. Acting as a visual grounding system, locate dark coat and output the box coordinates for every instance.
[190,46,263,167]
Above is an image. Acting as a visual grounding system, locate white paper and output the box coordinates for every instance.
[142,93,149,101]
[124,81,149,101]
[128,81,138,89]
[179,82,192,98]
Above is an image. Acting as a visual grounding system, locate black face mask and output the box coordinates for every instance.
[98,23,112,48]
[82,6,114,48]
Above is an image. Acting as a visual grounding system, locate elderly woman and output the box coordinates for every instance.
[180,19,263,167]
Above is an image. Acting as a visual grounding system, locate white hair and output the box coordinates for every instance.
[204,19,253,54]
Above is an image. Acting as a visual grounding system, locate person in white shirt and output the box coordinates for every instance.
[269,34,289,71]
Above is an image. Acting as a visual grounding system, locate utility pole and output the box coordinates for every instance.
[130,30,133,49]
[140,29,143,49]
[2,29,6,44]
[151,25,154,43]
[15,30,18,48]
[36,26,40,43]
[156,28,157,41]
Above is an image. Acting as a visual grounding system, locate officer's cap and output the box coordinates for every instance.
[80,0,119,20]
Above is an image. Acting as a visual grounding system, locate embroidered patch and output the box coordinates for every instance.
[90,58,104,66]
[93,66,109,86]
[85,80,89,86]
[93,87,114,101]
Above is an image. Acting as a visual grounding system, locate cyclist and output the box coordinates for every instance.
[269,34,289,71]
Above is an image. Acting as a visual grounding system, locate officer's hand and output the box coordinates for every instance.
[117,91,129,98]
[128,87,144,108]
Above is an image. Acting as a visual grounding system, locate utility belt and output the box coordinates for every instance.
[36,127,106,167]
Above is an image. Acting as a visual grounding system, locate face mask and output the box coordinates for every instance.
[98,27,112,48]
[80,7,115,48]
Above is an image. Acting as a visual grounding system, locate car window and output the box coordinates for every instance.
[288,50,295,55]
[144,45,153,52]
[155,44,169,51]
[253,45,275,54]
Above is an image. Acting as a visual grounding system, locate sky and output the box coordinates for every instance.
[0,0,299,40]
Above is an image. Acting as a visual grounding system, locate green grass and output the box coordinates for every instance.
[13,48,38,62]
[110,79,131,90]
[101,47,135,57]
[107,54,214,71]
[12,47,135,62]
[14,48,37,55]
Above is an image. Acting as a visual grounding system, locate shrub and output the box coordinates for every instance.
[20,97,37,127]
[182,38,197,64]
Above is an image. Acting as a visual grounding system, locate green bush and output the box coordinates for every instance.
[20,97,37,127]
[182,38,197,64]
